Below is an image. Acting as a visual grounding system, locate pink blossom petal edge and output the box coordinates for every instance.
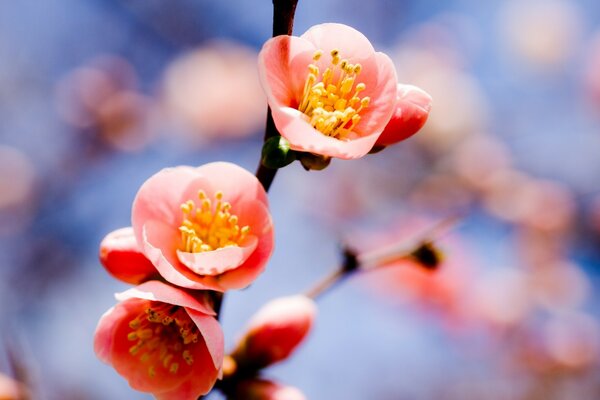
[177,235,258,276]
[375,83,432,147]
[114,280,216,316]
[186,308,224,369]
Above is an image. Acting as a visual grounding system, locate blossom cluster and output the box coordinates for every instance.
[94,23,430,399]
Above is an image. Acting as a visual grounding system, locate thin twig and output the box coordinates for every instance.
[305,215,462,300]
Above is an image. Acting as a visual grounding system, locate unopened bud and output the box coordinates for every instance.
[99,227,158,284]
[410,241,442,270]
[232,295,317,370]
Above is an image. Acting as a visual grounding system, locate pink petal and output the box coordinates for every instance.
[352,52,398,137]
[108,300,181,393]
[375,83,432,146]
[177,235,258,276]
[186,308,224,369]
[258,35,317,109]
[198,162,269,207]
[114,280,216,316]
[217,201,274,290]
[99,227,158,284]
[142,219,221,290]
[132,166,202,246]
[269,106,380,159]
[300,23,375,60]
[94,305,123,364]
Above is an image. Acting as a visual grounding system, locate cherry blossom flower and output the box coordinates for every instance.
[94,281,223,399]
[132,162,274,291]
[231,295,316,369]
[258,23,398,159]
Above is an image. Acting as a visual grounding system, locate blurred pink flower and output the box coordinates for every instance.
[230,379,306,400]
[258,23,398,159]
[94,281,223,399]
[232,295,316,369]
[56,55,156,152]
[99,227,160,285]
[132,162,274,292]
[355,216,477,328]
[162,41,266,143]
[0,373,28,400]
[375,84,432,147]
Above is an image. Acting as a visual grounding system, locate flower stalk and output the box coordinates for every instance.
[305,216,460,300]
[255,0,300,192]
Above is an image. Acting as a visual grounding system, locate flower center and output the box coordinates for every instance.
[127,302,198,377]
[298,49,370,140]
[179,190,250,253]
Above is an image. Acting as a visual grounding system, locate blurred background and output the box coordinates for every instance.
[1,0,600,398]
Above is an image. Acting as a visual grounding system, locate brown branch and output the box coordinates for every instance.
[255,0,299,192]
[305,216,461,300]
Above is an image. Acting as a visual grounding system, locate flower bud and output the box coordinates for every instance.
[232,295,316,370]
[231,379,306,400]
[374,84,432,147]
[99,227,159,284]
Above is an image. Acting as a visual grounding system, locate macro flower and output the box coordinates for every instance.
[258,23,398,159]
[131,162,274,291]
[94,281,224,399]
[231,295,316,370]
[375,84,432,147]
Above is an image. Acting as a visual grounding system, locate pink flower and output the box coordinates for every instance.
[231,295,316,369]
[94,280,224,399]
[131,162,274,291]
[258,23,398,159]
[0,373,28,400]
[99,227,159,284]
[231,379,306,400]
[375,84,432,147]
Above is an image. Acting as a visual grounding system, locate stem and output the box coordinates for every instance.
[272,0,298,36]
[305,268,347,299]
[255,111,279,192]
[305,216,461,300]
[306,249,358,300]
[255,0,299,191]
[217,0,300,321]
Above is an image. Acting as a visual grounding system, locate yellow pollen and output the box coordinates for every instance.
[126,302,200,377]
[178,190,250,253]
[298,49,370,140]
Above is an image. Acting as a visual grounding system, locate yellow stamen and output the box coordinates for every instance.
[298,49,369,140]
[178,190,250,254]
[126,303,200,377]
